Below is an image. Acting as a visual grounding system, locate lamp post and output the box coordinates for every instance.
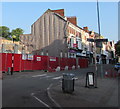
[97,0,104,78]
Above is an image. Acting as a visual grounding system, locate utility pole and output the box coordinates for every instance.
[97,0,104,78]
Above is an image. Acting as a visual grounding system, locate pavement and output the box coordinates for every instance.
[48,75,119,108]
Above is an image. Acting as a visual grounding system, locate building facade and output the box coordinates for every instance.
[20,9,115,64]
[20,9,94,58]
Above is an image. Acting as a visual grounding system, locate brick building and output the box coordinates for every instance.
[20,9,93,58]
[20,8,115,64]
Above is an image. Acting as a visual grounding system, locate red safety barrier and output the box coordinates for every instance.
[48,57,59,72]
[32,55,48,70]
[78,58,88,68]
[1,53,89,73]
[14,54,21,71]
[41,56,48,70]
[60,58,67,70]
[0,53,2,79]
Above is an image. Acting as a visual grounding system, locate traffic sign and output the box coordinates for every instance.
[87,38,95,42]
[87,38,108,42]
[95,39,108,42]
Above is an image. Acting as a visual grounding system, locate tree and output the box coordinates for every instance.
[11,28,24,41]
[0,26,10,39]
[115,40,120,56]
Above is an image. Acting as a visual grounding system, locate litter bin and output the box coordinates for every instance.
[62,73,75,93]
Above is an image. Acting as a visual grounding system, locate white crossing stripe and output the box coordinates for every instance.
[31,93,52,109]
[52,76,63,80]
[46,76,53,78]
[32,74,47,78]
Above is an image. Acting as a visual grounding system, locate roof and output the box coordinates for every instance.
[32,9,83,31]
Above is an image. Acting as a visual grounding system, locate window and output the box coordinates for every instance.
[76,37,82,49]
[70,37,74,48]
[60,50,63,57]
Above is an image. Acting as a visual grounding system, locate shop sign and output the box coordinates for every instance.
[69,50,76,53]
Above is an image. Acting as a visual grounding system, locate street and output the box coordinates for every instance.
[2,64,119,108]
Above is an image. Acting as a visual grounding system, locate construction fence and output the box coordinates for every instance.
[0,53,88,77]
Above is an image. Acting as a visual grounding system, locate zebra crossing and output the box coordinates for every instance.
[32,74,78,80]
[32,74,63,80]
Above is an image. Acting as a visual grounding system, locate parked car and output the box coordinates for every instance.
[114,63,120,71]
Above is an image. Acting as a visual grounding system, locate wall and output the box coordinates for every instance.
[31,12,68,57]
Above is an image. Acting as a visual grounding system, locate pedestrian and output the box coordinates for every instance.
[11,67,13,75]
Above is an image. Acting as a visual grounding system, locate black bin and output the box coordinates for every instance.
[62,73,75,93]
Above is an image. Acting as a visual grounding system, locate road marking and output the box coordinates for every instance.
[47,84,62,108]
[74,77,78,80]
[31,93,52,109]
[52,76,63,80]
[32,74,47,78]
[46,76,53,78]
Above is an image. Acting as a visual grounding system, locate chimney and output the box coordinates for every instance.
[83,26,89,32]
[51,9,64,17]
[67,16,77,25]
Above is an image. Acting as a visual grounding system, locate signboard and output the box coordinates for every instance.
[69,50,76,53]
[36,57,41,61]
[87,38,108,42]
[85,72,95,88]
[50,57,56,61]
[22,54,27,60]
[27,54,33,60]
[76,53,81,56]
[96,42,102,48]
[87,38,95,42]
[95,39,108,42]
[87,38,108,48]
[88,74,94,85]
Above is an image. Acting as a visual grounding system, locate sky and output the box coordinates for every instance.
[1,2,118,42]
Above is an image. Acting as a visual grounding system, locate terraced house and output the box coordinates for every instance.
[20,9,115,64]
